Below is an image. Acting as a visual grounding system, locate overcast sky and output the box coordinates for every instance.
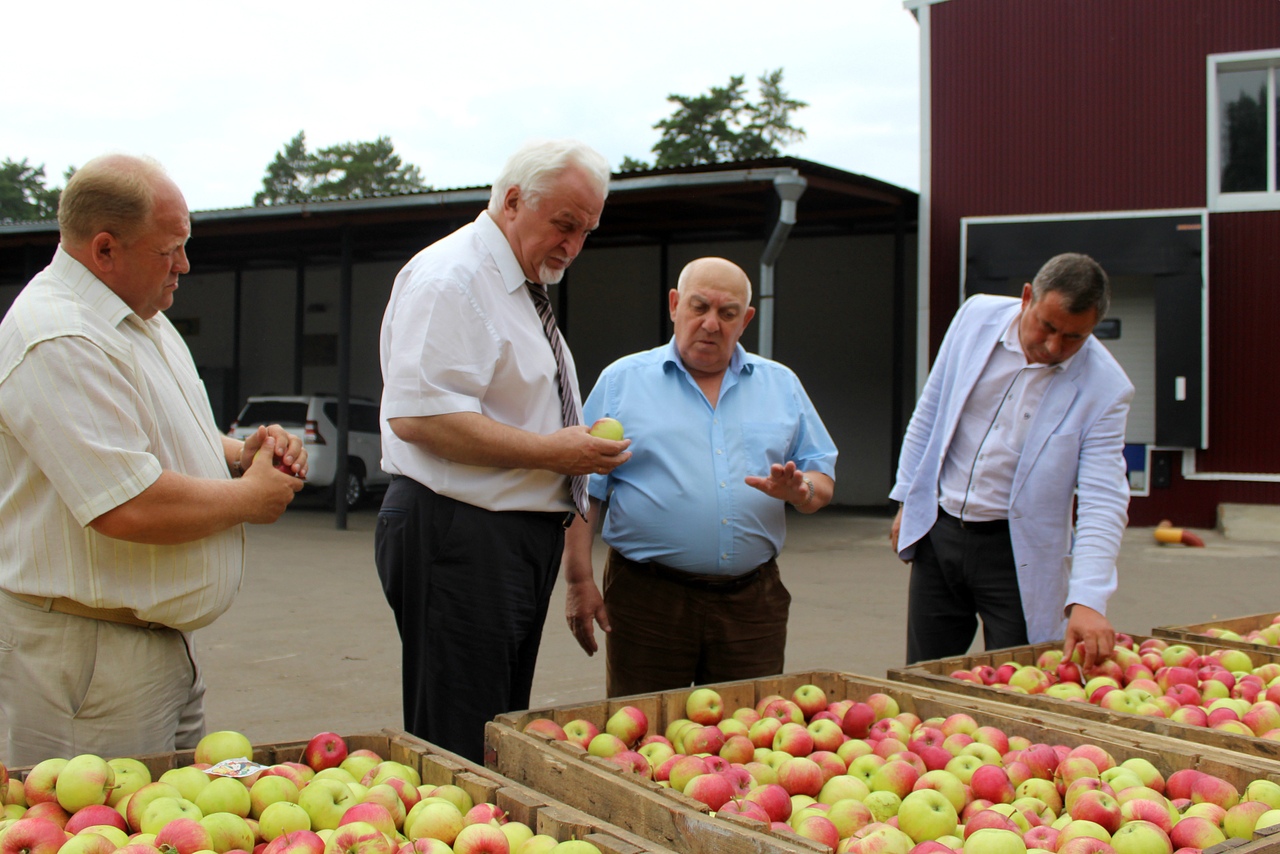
[4,1,921,213]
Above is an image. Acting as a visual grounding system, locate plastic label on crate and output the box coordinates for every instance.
[206,758,269,778]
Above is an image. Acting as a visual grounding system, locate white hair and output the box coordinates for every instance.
[487,139,611,215]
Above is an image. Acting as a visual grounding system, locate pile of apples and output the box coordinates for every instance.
[945,635,1280,738]
[0,731,598,854]
[520,684,1280,854]
[1192,615,1280,649]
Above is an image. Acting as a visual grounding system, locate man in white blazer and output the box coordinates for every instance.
[890,253,1133,671]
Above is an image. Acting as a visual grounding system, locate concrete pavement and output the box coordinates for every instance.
[2,499,1277,765]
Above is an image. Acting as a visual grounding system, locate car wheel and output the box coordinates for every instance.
[344,469,366,510]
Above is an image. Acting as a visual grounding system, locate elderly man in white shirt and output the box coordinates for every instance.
[890,253,1133,671]
[376,139,630,763]
[0,154,307,765]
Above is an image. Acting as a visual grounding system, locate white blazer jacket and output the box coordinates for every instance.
[890,294,1134,643]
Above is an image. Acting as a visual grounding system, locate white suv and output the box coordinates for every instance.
[227,395,389,509]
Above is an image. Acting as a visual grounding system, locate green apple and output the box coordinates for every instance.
[56,754,116,813]
[898,788,959,842]
[140,796,204,835]
[159,766,212,803]
[684,688,723,725]
[404,801,463,845]
[77,825,130,847]
[200,811,256,854]
[195,731,255,766]
[195,775,252,819]
[587,418,624,440]
[125,781,184,832]
[106,759,152,809]
[250,775,301,819]
[963,827,1027,854]
[863,789,902,822]
[297,779,356,832]
[500,821,534,851]
[420,785,471,814]
[258,801,313,841]
[58,832,118,854]
[24,757,68,806]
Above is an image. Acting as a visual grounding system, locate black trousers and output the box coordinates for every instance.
[905,510,1028,665]
[374,477,564,763]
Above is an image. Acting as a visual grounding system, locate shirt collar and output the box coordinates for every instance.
[473,211,529,295]
[51,245,143,329]
[661,338,753,376]
[1003,310,1080,372]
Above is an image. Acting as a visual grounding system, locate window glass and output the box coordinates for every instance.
[323,402,381,434]
[237,401,307,426]
[1219,69,1268,193]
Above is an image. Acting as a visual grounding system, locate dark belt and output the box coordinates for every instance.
[611,548,770,592]
[389,475,575,529]
[4,590,168,630]
[938,508,1009,534]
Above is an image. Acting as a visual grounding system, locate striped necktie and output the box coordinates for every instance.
[526,282,588,519]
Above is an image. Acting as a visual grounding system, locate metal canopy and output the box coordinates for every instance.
[0,157,916,284]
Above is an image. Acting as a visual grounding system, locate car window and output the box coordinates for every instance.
[237,402,308,427]
[323,402,381,435]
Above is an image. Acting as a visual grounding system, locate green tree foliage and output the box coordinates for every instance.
[254,132,427,205]
[0,158,63,223]
[624,69,808,170]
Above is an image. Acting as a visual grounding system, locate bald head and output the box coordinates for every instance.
[677,257,753,304]
[669,257,756,380]
[58,154,176,247]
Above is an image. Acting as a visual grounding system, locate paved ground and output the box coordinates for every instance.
[3,498,1277,764]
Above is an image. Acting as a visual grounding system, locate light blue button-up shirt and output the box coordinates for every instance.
[583,339,837,575]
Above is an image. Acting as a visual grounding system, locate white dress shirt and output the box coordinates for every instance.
[938,314,1076,521]
[379,212,577,513]
[0,247,245,631]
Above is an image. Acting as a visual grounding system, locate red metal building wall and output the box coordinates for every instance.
[927,0,1280,524]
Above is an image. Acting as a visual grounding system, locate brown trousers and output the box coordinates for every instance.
[602,548,790,698]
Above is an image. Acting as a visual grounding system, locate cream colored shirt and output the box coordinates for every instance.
[938,313,1078,522]
[0,247,244,631]
[379,212,578,513]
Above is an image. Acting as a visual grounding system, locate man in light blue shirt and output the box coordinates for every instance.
[562,257,837,697]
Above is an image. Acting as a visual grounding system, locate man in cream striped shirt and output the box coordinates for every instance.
[0,154,308,765]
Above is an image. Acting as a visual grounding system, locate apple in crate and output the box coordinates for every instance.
[304,733,349,772]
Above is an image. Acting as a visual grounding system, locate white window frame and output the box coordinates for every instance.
[1207,49,1280,212]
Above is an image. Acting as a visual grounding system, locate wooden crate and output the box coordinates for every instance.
[1154,611,1280,653]
[486,672,1280,854]
[886,634,1280,760]
[9,729,676,854]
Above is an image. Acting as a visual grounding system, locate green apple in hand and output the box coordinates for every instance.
[588,418,624,440]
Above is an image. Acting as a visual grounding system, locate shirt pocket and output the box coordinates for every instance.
[741,420,796,472]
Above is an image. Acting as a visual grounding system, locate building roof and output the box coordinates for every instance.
[0,157,916,283]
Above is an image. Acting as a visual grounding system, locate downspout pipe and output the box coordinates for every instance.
[757,174,807,359]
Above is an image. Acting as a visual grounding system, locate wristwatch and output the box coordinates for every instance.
[796,475,815,508]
